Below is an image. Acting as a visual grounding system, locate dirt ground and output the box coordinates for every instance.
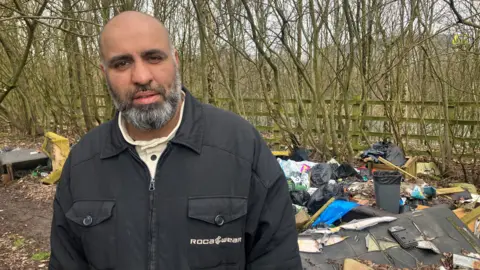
[0,133,55,270]
[0,178,55,269]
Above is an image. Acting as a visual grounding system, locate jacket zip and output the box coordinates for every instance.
[128,144,173,270]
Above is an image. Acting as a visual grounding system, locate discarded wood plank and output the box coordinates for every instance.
[461,206,480,226]
[377,157,422,184]
[436,187,465,195]
[343,258,373,270]
[303,197,335,230]
[271,150,290,157]
[1,164,13,184]
[6,164,13,184]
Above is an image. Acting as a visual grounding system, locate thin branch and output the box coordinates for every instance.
[0,3,96,37]
[0,33,14,65]
[0,0,48,105]
[445,0,480,29]
[0,15,102,26]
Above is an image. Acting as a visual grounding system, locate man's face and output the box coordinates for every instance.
[100,16,182,131]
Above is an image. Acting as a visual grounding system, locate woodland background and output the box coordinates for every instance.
[0,0,479,177]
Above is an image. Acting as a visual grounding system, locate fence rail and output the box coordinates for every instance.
[220,97,480,158]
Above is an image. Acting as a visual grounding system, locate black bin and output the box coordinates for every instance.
[373,171,402,214]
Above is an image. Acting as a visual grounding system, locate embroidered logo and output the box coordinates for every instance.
[190,236,242,245]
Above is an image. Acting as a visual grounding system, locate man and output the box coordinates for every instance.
[49,11,302,270]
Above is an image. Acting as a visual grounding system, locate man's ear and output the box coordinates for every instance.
[174,49,180,67]
[100,62,106,76]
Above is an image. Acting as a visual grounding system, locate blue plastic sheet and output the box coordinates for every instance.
[312,200,359,227]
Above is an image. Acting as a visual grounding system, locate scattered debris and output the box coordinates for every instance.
[365,233,399,252]
[298,237,322,253]
[417,240,441,254]
[281,141,480,268]
[452,253,480,269]
[343,258,373,270]
[340,216,397,231]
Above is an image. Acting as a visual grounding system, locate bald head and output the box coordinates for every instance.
[99,11,172,62]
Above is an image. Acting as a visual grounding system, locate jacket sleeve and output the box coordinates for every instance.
[49,155,89,270]
[245,133,303,270]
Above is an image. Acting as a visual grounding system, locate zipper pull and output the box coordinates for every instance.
[149,178,155,191]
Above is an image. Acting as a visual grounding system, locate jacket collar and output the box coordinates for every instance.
[100,87,204,159]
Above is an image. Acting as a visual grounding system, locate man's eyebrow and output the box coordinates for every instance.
[107,54,132,66]
[141,49,168,58]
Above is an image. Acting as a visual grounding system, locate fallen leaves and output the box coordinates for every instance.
[0,232,50,269]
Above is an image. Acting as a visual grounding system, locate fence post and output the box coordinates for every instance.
[448,105,455,120]
[352,95,361,148]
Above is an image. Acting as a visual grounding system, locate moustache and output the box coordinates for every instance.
[127,86,167,100]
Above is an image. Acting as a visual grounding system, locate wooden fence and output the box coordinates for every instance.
[213,97,480,157]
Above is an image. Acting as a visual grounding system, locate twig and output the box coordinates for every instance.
[0,15,101,26]
[445,0,480,29]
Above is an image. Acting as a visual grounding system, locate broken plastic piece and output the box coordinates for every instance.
[452,254,480,269]
[416,240,441,254]
[298,237,322,253]
[365,234,399,252]
[340,216,397,231]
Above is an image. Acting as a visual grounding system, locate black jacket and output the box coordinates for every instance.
[49,89,302,270]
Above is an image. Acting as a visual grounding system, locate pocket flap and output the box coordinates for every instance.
[66,200,115,227]
[188,196,247,225]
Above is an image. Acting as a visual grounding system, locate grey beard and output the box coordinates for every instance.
[108,69,183,131]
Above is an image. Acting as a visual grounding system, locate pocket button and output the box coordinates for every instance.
[214,215,225,226]
[83,215,93,226]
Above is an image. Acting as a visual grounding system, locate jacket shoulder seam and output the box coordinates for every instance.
[252,168,282,189]
[251,170,268,189]
[202,144,252,165]
[70,152,101,168]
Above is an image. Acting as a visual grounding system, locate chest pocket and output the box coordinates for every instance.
[187,196,247,269]
[65,200,116,270]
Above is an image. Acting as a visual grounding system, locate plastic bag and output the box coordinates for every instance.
[278,159,301,179]
[290,147,309,161]
[333,163,361,179]
[361,141,406,166]
[309,163,332,188]
[278,159,314,190]
[306,182,347,214]
[411,185,426,200]
[287,176,309,191]
[312,200,359,226]
[290,190,311,206]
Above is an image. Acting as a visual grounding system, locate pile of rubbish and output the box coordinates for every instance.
[277,142,480,269]
[1,132,70,185]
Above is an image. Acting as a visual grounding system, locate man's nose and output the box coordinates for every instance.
[131,61,153,86]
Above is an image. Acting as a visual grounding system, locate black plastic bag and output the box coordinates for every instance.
[361,141,406,166]
[333,163,362,179]
[310,163,332,188]
[306,182,347,214]
[384,143,406,166]
[373,171,402,185]
[290,147,309,161]
[290,190,311,206]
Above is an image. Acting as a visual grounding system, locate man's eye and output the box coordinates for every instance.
[149,55,164,62]
[114,60,129,69]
